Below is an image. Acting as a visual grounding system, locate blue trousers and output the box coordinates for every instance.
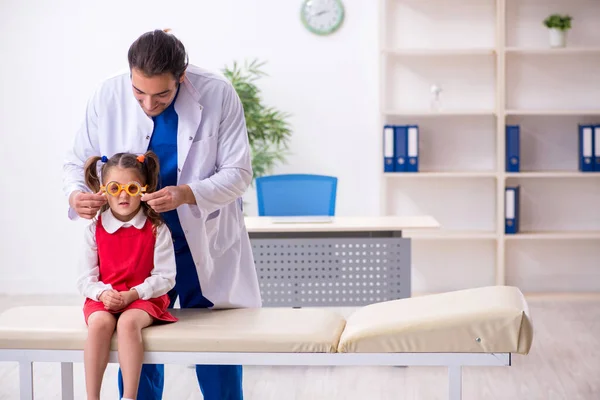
[118,246,243,400]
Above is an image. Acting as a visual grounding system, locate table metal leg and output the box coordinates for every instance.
[448,365,462,400]
[61,362,74,400]
[19,361,33,400]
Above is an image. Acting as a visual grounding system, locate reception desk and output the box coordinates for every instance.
[244,216,440,307]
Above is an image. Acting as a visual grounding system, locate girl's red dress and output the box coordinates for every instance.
[83,215,177,324]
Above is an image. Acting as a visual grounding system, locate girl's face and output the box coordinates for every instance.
[102,167,145,222]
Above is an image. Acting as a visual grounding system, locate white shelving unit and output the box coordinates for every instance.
[378,0,600,294]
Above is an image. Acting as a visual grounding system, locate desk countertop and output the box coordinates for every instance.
[244,216,440,233]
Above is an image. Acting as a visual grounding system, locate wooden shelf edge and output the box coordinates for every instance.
[504,232,600,240]
[384,172,497,178]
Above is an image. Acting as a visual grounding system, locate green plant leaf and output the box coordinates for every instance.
[543,14,572,30]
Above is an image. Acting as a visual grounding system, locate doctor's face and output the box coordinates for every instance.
[131,68,184,117]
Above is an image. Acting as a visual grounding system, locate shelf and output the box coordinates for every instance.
[505,47,600,55]
[505,231,600,240]
[505,109,600,116]
[403,230,497,240]
[505,172,600,179]
[383,110,496,117]
[384,172,496,179]
[379,0,600,293]
[383,48,495,56]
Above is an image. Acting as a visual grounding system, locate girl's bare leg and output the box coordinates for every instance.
[116,309,153,400]
[84,311,117,400]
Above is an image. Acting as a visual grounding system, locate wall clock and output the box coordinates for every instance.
[300,0,345,36]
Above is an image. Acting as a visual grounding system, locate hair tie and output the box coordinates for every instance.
[137,155,145,163]
[101,155,108,163]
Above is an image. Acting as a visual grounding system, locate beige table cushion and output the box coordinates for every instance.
[0,306,346,353]
[338,286,533,354]
[0,287,533,355]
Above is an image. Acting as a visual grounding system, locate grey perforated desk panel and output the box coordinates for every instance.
[245,216,440,308]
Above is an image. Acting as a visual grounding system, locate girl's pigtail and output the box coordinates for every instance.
[84,156,103,193]
[143,151,161,193]
[141,150,164,233]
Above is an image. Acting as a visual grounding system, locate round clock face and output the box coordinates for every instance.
[300,0,345,36]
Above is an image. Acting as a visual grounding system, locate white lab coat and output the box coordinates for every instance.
[63,64,262,309]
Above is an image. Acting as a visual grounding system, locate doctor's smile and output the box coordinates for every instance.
[130,67,183,117]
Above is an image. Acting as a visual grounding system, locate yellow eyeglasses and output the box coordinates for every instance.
[101,181,147,197]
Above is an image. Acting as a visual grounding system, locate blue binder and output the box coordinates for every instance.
[383,125,395,172]
[594,125,600,172]
[578,124,594,172]
[505,125,520,172]
[405,125,419,172]
[394,125,407,172]
[505,186,520,235]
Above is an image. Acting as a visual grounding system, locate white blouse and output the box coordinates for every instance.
[76,208,177,301]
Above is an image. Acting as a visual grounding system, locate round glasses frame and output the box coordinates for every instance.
[101,181,148,197]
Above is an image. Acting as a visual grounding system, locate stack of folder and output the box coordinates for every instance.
[381,123,600,172]
[504,124,600,173]
[383,125,419,172]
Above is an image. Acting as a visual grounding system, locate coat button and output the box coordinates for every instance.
[177,168,181,172]
[146,135,150,140]
[189,136,193,140]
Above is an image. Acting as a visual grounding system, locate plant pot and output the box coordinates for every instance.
[548,28,567,48]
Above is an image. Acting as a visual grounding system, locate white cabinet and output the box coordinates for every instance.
[379,0,600,293]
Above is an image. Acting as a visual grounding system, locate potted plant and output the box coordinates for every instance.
[222,59,293,183]
[543,14,572,48]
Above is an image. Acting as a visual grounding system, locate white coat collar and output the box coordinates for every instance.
[100,208,147,234]
[174,76,204,175]
[180,75,201,104]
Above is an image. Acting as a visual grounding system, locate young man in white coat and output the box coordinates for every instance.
[63,29,261,400]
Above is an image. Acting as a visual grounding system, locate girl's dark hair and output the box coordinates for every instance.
[84,151,163,233]
[128,29,188,81]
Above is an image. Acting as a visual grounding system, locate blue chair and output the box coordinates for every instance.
[256,174,338,216]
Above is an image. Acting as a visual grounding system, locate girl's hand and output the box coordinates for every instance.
[99,289,124,311]
[119,289,140,308]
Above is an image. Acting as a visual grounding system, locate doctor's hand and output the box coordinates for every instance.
[142,185,195,213]
[70,190,107,219]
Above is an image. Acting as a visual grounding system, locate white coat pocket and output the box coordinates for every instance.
[204,201,242,258]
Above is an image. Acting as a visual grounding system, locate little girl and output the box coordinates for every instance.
[76,151,177,400]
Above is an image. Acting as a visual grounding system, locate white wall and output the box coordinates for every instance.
[0,0,379,294]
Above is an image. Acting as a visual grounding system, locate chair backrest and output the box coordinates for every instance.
[256,174,338,216]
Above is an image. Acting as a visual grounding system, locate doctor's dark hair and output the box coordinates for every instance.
[83,151,163,232]
[128,29,188,81]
